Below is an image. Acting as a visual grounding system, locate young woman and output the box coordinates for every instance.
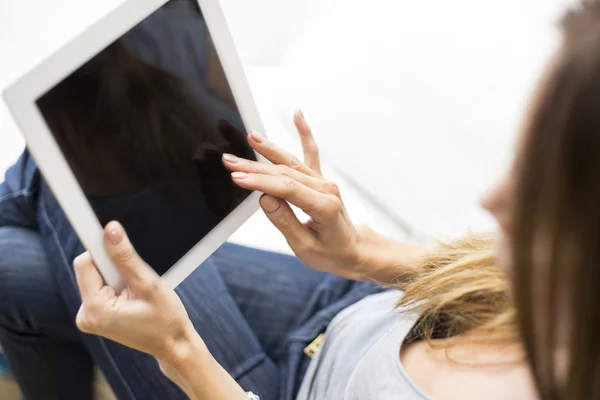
[69,112,536,400]
[71,1,600,399]
[2,1,599,400]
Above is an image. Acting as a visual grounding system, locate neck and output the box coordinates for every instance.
[401,332,539,400]
[430,328,525,367]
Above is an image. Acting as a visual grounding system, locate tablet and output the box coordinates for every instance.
[4,0,267,291]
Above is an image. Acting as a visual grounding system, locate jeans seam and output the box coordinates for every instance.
[0,188,36,204]
[230,353,269,381]
[40,198,138,400]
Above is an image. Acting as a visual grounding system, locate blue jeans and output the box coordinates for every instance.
[0,151,382,400]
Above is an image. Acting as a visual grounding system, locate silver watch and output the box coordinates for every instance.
[246,391,260,400]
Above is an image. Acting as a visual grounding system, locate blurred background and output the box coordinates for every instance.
[0,0,573,397]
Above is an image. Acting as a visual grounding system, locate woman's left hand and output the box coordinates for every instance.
[73,221,203,367]
[222,111,370,280]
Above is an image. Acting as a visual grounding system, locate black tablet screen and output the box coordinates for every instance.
[36,0,255,275]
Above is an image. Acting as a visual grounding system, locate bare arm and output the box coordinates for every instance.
[354,225,430,284]
[156,337,248,400]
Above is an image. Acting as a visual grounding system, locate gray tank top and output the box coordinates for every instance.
[296,290,433,400]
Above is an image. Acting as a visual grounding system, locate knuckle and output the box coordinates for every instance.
[325,181,341,197]
[139,278,161,295]
[289,155,302,169]
[80,309,101,332]
[324,196,343,215]
[277,164,292,177]
[114,246,135,264]
[77,320,91,333]
[86,316,103,332]
[76,311,90,332]
[85,301,103,319]
[278,215,294,230]
[282,176,297,193]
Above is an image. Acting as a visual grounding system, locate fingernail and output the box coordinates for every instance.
[231,172,248,180]
[260,195,281,213]
[298,109,304,119]
[106,221,124,246]
[250,130,264,143]
[222,153,239,163]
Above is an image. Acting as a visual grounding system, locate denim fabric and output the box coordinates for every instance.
[0,226,94,399]
[0,151,40,229]
[0,150,383,400]
[0,352,10,377]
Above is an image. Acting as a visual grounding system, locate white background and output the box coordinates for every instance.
[0,0,574,252]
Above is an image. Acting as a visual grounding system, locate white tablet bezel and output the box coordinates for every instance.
[3,0,267,291]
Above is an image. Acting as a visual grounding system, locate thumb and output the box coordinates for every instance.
[104,221,159,291]
[260,195,315,249]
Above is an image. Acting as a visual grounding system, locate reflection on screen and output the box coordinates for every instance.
[36,0,255,276]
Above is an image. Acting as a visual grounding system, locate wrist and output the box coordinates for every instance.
[158,322,211,377]
[352,225,385,281]
[157,326,249,400]
[354,225,429,284]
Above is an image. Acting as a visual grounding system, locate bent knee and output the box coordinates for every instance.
[0,226,54,323]
[0,226,48,273]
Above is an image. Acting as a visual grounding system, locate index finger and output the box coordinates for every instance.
[74,252,105,302]
[232,172,339,221]
[247,130,320,178]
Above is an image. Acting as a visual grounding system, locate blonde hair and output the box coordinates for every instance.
[397,233,517,347]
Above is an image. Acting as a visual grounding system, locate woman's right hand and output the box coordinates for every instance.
[73,222,256,400]
[222,111,375,280]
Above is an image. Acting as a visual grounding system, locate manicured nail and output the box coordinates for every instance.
[260,195,281,213]
[106,221,124,245]
[231,172,248,180]
[222,153,239,163]
[250,130,264,143]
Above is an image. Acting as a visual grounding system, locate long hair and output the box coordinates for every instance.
[396,234,517,352]
[511,1,600,398]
